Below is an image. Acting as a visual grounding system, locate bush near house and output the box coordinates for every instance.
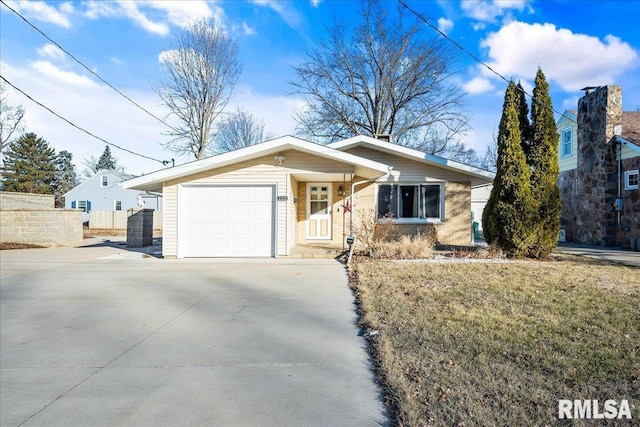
[350,256,639,426]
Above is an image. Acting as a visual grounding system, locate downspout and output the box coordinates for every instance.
[615,138,630,232]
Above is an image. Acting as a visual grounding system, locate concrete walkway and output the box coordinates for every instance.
[555,243,640,268]
[1,240,388,426]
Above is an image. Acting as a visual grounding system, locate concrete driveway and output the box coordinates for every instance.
[1,240,387,426]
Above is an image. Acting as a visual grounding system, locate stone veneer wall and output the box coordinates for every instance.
[573,86,622,246]
[617,156,640,246]
[0,192,83,246]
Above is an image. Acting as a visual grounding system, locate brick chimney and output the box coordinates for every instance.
[575,85,622,245]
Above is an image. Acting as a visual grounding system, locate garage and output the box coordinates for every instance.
[179,185,275,257]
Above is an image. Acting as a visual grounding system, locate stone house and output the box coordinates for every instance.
[557,85,640,248]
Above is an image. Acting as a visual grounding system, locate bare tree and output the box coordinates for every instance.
[289,0,468,145]
[213,108,274,153]
[156,18,241,160]
[0,82,25,164]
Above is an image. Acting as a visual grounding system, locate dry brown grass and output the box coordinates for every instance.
[352,254,640,426]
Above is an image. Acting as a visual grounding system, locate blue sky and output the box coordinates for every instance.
[1,0,639,175]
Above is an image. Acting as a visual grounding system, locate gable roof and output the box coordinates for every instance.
[63,168,136,197]
[328,135,495,187]
[123,135,391,192]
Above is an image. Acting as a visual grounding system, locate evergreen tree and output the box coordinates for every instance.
[482,82,535,258]
[515,82,533,164]
[529,68,561,258]
[2,132,56,194]
[53,150,78,207]
[96,145,116,170]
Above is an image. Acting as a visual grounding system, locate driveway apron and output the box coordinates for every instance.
[1,244,387,426]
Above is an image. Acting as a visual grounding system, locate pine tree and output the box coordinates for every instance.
[482,82,535,258]
[529,68,561,258]
[96,145,116,170]
[2,132,56,194]
[53,150,78,207]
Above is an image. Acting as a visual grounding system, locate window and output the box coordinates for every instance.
[561,128,572,158]
[377,184,442,221]
[114,200,122,211]
[77,200,87,212]
[101,175,108,187]
[625,170,639,190]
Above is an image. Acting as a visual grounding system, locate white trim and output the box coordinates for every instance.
[624,170,639,190]
[123,136,390,192]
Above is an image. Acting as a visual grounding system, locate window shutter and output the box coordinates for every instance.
[87,201,92,212]
[71,200,76,209]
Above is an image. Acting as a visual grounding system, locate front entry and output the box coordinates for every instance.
[306,183,331,239]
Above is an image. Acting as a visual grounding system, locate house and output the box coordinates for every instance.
[122,135,494,258]
[557,85,640,248]
[64,168,162,222]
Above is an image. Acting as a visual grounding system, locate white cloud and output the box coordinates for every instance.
[116,1,169,35]
[242,22,256,36]
[6,0,73,28]
[31,61,97,88]
[437,17,454,34]
[310,0,322,8]
[480,21,639,91]
[36,43,65,60]
[144,1,222,29]
[461,0,531,23]
[251,0,303,29]
[463,76,495,94]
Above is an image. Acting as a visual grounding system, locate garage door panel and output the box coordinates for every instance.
[181,185,274,257]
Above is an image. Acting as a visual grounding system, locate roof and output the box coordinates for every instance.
[621,112,640,146]
[122,135,391,192]
[63,168,136,197]
[328,135,495,187]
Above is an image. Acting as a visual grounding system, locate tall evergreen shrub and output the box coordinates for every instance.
[529,69,561,258]
[482,82,535,258]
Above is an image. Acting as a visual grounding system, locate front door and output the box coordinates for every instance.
[307,183,331,239]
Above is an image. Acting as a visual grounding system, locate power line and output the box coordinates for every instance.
[0,0,179,134]
[1,75,166,165]
[398,0,586,129]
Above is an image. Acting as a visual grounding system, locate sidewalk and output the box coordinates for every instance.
[555,243,640,268]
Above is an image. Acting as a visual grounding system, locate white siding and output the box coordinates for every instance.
[344,147,473,183]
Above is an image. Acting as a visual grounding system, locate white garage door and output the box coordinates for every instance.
[180,185,275,257]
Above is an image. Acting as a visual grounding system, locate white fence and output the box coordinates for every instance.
[89,210,162,230]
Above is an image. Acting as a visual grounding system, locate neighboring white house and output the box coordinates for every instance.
[64,169,162,222]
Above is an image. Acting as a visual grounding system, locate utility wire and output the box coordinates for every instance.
[1,75,166,165]
[0,0,179,134]
[398,0,589,130]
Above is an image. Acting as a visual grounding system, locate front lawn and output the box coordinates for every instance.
[352,255,639,426]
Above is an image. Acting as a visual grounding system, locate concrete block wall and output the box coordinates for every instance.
[0,209,83,246]
[0,192,54,210]
[127,209,154,248]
